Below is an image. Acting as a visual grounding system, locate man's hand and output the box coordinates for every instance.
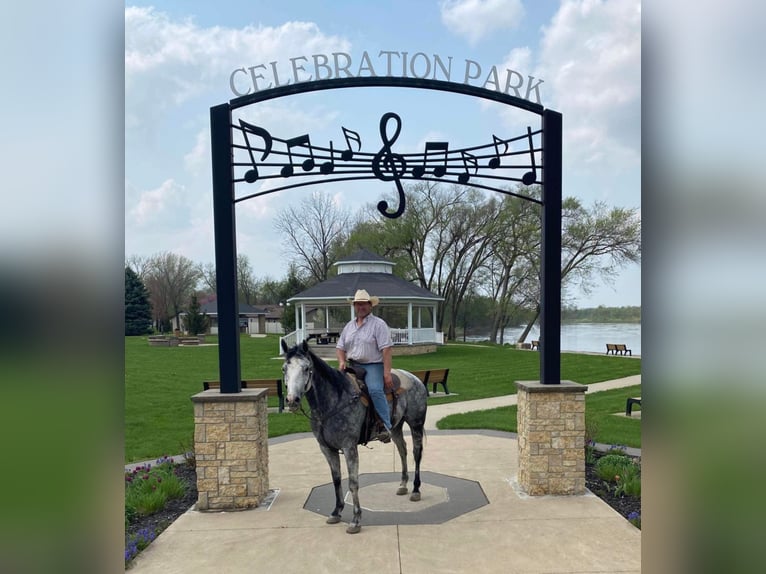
[383,371,394,390]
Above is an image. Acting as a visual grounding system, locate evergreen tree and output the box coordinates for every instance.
[125,267,153,335]
[182,293,209,335]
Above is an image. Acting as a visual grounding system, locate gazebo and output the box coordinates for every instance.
[281,249,443,354]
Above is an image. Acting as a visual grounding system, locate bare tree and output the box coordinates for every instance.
[198,262,216,293]
[237,254,258,304]
[435,192,499,339]
[126,254,152,280]
[143,252,201,331]
[273,191,351,282]
[482,191,541,343]
[515,198,642,342]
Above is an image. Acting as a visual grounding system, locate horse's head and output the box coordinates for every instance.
[281,339,313,412]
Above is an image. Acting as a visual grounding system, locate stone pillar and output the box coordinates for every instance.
[515,381,586,496]
[191,388,269,510]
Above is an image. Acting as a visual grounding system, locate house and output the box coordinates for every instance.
[176,298,285,335]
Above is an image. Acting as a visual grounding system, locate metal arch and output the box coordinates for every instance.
[211,79,561,393]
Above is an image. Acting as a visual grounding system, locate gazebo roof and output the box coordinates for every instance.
[288,249,442,304]
[334,248,391,265]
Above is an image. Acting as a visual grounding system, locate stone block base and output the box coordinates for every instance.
[191,388,269,510]
[515,380,586,496]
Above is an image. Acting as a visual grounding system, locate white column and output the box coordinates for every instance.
[407,303,413,345]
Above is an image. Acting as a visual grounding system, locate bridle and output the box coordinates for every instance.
[284,354,314,399]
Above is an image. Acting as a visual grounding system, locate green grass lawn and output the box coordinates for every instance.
[125,335,641,462]
[437,384,642,448]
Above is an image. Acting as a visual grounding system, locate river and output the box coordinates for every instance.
[465,323,641,355]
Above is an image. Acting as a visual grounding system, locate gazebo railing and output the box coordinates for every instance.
[280,327,443,354]
[389,328,441,345]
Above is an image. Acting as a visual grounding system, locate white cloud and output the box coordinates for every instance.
[129,179,183,225]
[537,0,641,168]
[184,128,209,175]
[440,0,525,45]
[125,6,351,132]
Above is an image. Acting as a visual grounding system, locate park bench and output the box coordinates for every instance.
[625,397,641,416]
[179,337,200,346]
[531,340,540,350]
[606,343,632,356]
[408,368,451,395]
[202,379,285,413]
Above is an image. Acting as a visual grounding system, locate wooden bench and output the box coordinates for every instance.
[625,397,641,416]
[408,368,451,395]
[606,343,632,356]
[179,337,200,346]
[531,340,540,350]
[202,379,285,413]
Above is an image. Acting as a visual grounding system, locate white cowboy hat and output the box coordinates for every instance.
[349,289,379,306]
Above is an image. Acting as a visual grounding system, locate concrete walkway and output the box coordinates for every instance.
[424,375,641,430]
[128,376,641,573]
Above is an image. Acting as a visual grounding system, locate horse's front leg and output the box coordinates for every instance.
[342,446,362,534]
[390,424,410,496]
[410,424,424,502]
[319,444,344,524]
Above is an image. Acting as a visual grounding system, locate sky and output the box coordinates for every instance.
[125,0,641,308]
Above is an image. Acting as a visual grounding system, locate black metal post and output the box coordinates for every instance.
[540,110,562,384]
[210,104,242,393]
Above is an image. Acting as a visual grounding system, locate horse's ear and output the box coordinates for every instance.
[280,339,289,353]
[301,339,309,352]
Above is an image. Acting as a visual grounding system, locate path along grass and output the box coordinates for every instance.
[125,335,640,462]
[437,384,642,448]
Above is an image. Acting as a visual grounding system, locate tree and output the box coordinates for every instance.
[273,191,351,282]
[125,267,153,335]
[126,254,152,280]
[515,198,641,342]
[278,264,309,333]
[237,254,258,304]
[182,293,209,335]
[367,182,497,338]
[345,183,640,344]
[142,252,201,332]
[482,190,541,343]
[198,261,216,293]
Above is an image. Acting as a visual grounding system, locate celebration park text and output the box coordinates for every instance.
[229,51,544,104]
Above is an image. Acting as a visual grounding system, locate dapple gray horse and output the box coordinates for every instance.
[281,340,427,534]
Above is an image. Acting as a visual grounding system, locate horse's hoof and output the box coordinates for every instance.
[326,515,342,524]
[409,492,421,502]
[346,524,361,534]
[396,486,408,496]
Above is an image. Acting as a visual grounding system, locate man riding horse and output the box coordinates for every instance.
[335,289,394,443]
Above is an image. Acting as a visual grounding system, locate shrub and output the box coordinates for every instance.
[124,457,190,566]
[125,458,188,519]
[594,453,633,482]
[614,462,641,497]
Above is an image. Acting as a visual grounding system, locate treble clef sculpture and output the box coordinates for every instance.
[371,112,408,219]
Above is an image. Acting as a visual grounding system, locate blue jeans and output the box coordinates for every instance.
[357,362,391,430]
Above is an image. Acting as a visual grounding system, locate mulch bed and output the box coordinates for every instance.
[585,451,641,521]
[126,464,198,543]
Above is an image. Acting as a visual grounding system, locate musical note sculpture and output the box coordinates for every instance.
[233,112,543,216]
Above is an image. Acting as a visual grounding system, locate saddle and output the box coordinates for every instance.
[344,365,405,445]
